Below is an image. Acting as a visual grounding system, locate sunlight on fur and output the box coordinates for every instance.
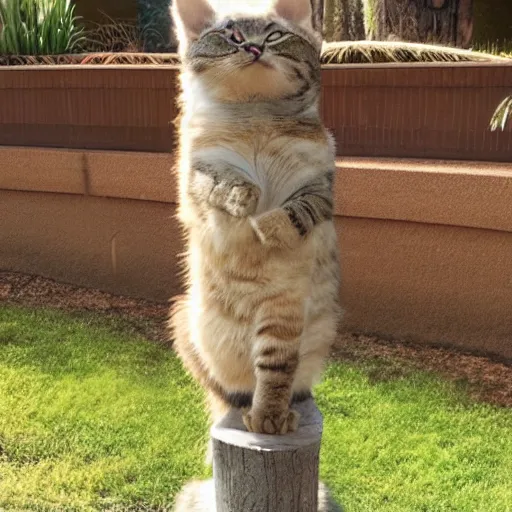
[208,0,273,16]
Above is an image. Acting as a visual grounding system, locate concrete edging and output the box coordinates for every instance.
[1,146,511,359]
[2,146,511,231]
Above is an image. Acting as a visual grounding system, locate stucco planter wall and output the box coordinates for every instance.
[1,63,511,158]
[1,63,511,360]
[322,63,512,161]
[0,148,179,300]
[0,67,179,152]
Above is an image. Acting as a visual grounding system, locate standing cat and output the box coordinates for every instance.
[170,0,341,435]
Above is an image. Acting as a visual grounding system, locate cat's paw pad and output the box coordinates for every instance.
[242,408,300,434]
[225,184,260,218]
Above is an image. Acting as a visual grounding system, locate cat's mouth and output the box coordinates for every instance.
[238,43,273,68]
[241,52,274,69]
[243,58,274,69]
[243,43,263,59]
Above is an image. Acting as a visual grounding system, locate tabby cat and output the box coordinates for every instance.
[170,0,341,436]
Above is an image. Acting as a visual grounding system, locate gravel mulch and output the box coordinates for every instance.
[1,270,510,407]
[334,334,512,408]
[0,271,168,342]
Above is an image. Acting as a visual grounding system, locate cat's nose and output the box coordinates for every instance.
[243,43,263,59]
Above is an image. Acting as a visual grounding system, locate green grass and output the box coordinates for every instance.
[1,306,511,511]
[0,306,208,511]
[317,365,512,511]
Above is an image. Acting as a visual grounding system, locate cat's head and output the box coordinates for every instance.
[172,0,321,103]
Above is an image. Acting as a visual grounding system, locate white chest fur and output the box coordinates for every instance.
[193,138,328,214]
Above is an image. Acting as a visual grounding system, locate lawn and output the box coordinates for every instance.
[0,305,511,511]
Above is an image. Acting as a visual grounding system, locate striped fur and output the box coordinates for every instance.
[170,0,341,435]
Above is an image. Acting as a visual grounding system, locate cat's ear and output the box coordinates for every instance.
[272,0,313,29]
[172,0,216,41]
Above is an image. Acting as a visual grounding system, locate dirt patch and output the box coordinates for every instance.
[1,270,511,407]
[334,334,512,407]
[0,271,168,342]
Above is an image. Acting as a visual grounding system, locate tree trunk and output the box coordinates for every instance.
[324,0,365,41]
[350,0,366,39]
[456,0,473,48]
[212,400,322,512]
[137,0,176,52]
[311,0,325,35]
[369,0,474,47]
[338,0,351,40]
[323,0,337,41]
[173,400,342,512]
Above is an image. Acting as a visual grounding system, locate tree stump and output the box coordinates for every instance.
[174,399,341,512]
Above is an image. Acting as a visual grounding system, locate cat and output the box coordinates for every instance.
[170,0,341,436]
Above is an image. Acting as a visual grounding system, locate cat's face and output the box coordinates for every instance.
[173,0,321,103]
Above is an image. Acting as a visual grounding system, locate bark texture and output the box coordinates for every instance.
[364,0,474,47]
[173,400,343,512]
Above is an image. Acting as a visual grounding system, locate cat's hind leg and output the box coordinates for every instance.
[243,295,304,435]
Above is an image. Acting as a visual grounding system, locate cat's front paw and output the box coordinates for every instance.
[250,209,301,250]
[242,407,300,435]
[226,184,260,217]
[211,181,260,218]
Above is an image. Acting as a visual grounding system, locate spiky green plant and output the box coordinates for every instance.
[321,40,509,64]
[0,0,85,55]
[490,95,512,132]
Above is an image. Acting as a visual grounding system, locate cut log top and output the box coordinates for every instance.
[174,399,341,512]
[211,399,323,452]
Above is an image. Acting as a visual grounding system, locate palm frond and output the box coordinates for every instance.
[320,40,511,64]
[490,95,512,132]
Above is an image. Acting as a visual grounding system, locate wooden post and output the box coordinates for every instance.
[174,399,341,512]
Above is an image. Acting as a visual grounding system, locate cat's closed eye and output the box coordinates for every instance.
[266,31,285,42]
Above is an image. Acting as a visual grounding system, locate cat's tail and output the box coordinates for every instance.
[169,295,230,466]
[168,294,211,388]
[169,295,229,415]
